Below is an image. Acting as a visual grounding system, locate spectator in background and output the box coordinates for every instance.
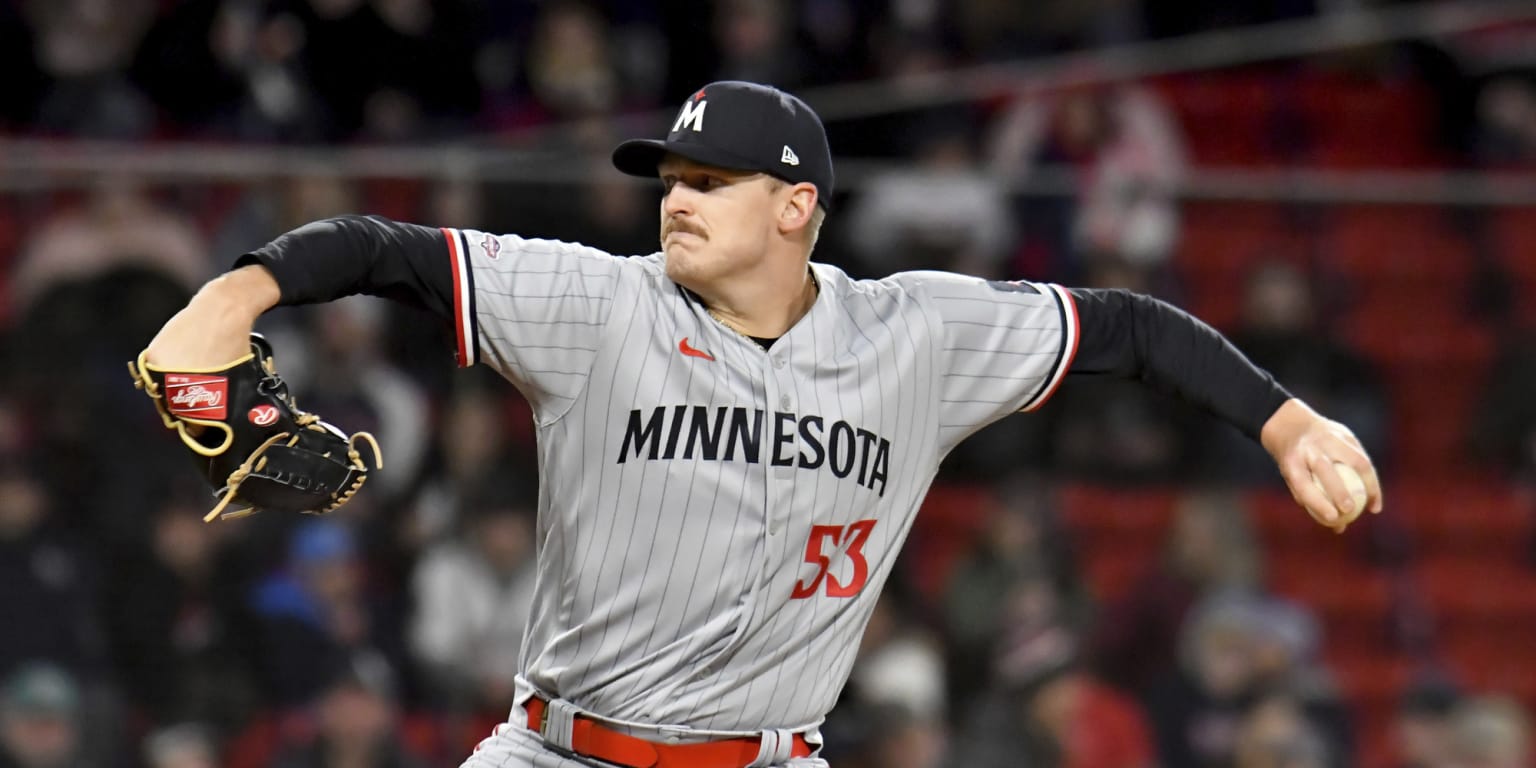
[521,2,619,124]
[106,493,254,730]
[1090,490,1262,698]
[248,520,405,707]
[12,174,208,314]
[357,0,482,142]
[0,664,87,768]
[947,497,1151,768]
[491,119,655,257]
[271,653,425,768]
[258,0,478,142]
[6,266,193,541]
[142,722,217,768]
[845,116,1015,278]
[214,169,361,267]
[132,0,328,142]
[829,588,949,768]
[1241,600,1351,760]
[410,487,538,713]
[0,465,103,682]
[1446,695,1531,768]
[406,374,531,549]
[1473,74,1536,166]
[289,295,430,505]
[1233,694,1331,768]
[850,589,947,722]
[951,621,1155,768]
[22,0,157,138]
[1390,678,1461,768]
[944,479,1086,701]
[1215,261,1390,483]
[1146,590,1352,768]
[988,81,1186,286]
[712,0,804,88]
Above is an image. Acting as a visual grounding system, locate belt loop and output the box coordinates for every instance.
[749,728,794,767]
[541,698,580,751]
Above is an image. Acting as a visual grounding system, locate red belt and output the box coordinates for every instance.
[524,696,813,768]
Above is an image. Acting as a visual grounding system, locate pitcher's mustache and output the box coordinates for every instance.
[663,219,704,239]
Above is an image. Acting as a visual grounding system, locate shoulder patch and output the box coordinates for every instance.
[985,280,1041,295]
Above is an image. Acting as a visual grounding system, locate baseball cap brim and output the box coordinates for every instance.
[612,139,781,181]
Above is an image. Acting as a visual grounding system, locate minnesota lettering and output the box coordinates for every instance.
[617,406,891,496]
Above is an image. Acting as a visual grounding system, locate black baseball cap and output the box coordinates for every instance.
[613,81,834,211]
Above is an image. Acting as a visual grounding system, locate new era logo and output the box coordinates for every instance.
[781,145,800,166]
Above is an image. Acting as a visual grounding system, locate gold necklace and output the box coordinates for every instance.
[705,271,819,342]
[706,306,757,342]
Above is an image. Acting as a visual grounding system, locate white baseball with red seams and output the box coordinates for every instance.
[442,228,1079,767]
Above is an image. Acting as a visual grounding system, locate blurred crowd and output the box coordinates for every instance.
[2,1,1536,767]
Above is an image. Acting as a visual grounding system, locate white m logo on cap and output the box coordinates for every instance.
[781,145,800,166]
[672,99,707,133]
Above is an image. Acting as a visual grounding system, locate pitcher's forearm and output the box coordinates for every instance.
[145,265,281,367]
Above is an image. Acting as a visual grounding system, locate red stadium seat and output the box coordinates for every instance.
[1322,207,1471,278]
[1491,207,1536,281]
[1056,485,1177,545]
[1394,485,1535,558]
[1249,491,1316,547]
[909,483,994,602]
[1154,73,1282,166]
[1327,651,1417,705]
[1268,552,1396,651]
[1415,557,1536,621]
[1080,545,1157,601]
[1294,76,1438,168]
[1438,630,1536,697]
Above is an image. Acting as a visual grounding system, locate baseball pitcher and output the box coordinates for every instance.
[139,81,1382,768]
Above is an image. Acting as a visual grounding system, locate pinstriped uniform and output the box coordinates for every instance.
[442,228,1078,767]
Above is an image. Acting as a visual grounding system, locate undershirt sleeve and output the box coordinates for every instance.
[233,214,453,316]
[1066,287,1291,440]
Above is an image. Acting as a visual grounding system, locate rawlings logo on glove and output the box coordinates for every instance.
[128,334,383,521]
[166,377,228,417]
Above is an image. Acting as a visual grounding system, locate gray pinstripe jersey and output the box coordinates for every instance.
[442,227,1078,734]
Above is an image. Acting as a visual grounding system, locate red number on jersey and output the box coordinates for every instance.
[791,519,877,599]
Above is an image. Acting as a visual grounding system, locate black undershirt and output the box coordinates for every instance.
[235,215,1290,440]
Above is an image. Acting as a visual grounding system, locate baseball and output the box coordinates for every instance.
[1313,462,1368,523]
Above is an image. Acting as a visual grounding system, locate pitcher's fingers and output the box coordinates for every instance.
[1308,451,1357,520]
[1353,459,1385,514]
[1323,439,1383,515]
[1283,452,1340,528]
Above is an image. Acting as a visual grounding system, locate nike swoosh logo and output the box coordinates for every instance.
[678,337,715,362]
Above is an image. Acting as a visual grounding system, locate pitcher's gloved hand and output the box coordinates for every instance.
[129,333,383,521]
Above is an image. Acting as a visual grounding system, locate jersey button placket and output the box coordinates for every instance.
[762,358,791,553]
[772,361,795,481]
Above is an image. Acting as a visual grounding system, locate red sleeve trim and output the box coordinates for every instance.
[442,227,475,367]
[1022,283,1080,412]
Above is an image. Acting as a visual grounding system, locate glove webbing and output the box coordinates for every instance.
[204,415,384,523]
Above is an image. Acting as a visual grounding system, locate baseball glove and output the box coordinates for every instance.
[127,333,383,522]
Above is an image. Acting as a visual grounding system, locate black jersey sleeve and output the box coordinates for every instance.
[1066,287,1291,440]
[232,215,454,319]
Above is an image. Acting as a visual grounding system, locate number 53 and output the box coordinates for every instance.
[790,520,876,599]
